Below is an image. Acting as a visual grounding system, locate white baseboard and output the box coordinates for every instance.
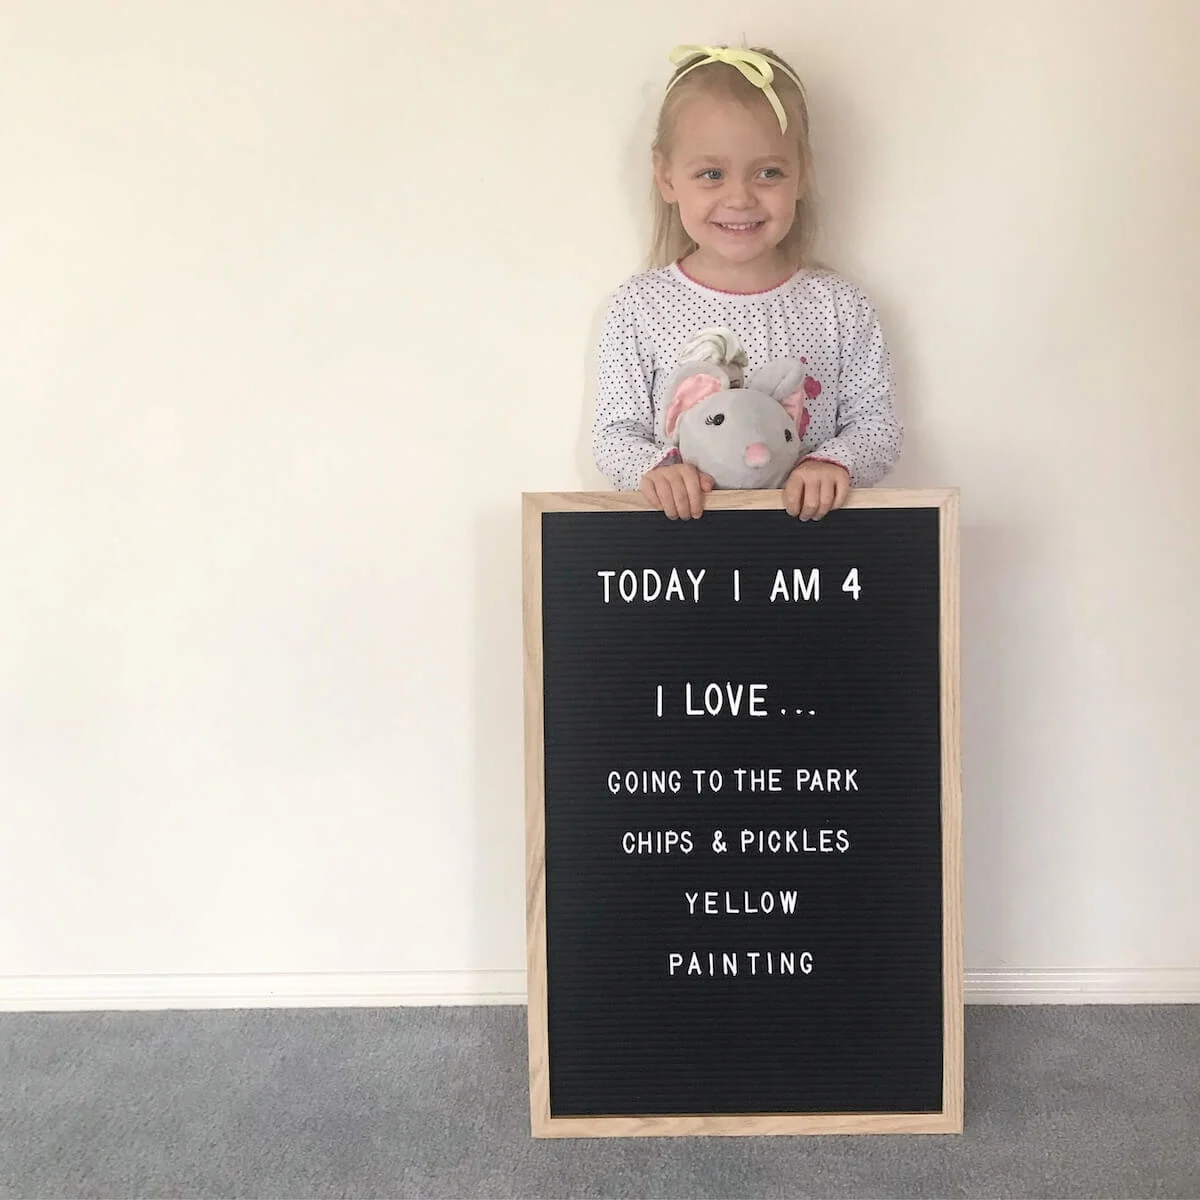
[0,970,527,1011]
[0,968,1196,1012]
[964,968,1200,1004]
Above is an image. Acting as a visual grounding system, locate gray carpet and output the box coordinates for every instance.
[0,1005,1196,1199]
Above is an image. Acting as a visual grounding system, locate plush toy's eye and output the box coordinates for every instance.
[705,413,725,426]
[785,429,794,442]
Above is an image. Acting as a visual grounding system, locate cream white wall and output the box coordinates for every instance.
[1,0,1197,1008]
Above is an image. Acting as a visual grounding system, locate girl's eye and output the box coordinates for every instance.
[760,167,785,180]
[705,413,725,426]
[698,169,723,181]
[785,428,794,442]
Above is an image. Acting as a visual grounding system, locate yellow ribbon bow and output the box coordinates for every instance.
[666,44,803,134]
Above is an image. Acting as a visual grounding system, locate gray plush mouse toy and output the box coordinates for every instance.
[662,327,815,490]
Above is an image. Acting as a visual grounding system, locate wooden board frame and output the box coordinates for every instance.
[521,488,962,1137]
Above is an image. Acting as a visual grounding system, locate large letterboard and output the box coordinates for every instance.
[522,490,962,1137]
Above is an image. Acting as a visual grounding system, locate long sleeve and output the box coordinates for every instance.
[591,286,668,491]
[802,287,904,488]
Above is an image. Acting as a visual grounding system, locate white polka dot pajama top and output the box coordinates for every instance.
[591,262,904,492]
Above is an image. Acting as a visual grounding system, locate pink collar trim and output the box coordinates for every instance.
[673,257,800,296]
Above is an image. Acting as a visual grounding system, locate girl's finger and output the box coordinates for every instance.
[658,478,680,520]
[784,474,804,518]
[815,476,835,519]
[640,477,662,509]
[683,469,705,518]
[833,471,850,509]
[801,478,821,520]
[669,474,693,520]
[662,475,691,518]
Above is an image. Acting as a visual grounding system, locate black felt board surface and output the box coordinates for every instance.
[539,505,943,1118]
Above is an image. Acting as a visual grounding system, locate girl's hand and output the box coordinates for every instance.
[783,459,851,521]
[640,462,715,520]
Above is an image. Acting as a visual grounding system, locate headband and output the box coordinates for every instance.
[666,44,805,134]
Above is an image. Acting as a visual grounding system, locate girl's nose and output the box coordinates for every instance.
[725,182,753,207]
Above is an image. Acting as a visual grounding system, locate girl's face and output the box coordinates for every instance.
[654,91,804,275]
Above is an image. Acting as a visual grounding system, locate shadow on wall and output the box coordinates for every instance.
[956,522,1029,969]
[806,59,872,285]
[469,505,528,986]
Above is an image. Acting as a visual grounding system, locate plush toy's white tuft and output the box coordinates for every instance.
[675,326,748,374]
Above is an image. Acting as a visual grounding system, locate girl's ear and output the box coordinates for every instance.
[653,150,676,203]
[664,368,725,442]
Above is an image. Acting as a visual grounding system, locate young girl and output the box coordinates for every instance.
[591,44,903,520]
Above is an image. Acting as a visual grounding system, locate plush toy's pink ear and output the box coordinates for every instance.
[664,372,722,439]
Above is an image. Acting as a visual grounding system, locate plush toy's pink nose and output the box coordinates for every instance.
[744,442,771,467]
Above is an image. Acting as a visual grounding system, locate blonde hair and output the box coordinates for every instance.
[649,45,818,270]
